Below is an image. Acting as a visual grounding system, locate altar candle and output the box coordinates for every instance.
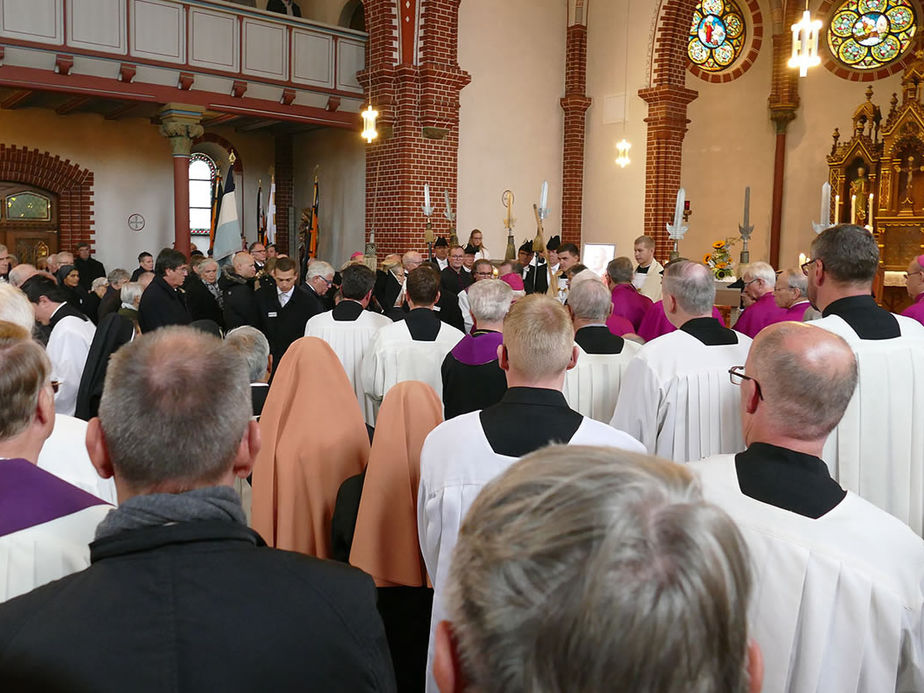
[868,192,874,218]
[424,183,431,211]
[820,182,831,226]
[834,194,840,224]
[540,180,548,212]
[850,194,857,224]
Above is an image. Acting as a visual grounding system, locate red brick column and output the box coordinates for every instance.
[641,0,699,261]
[560,22,591,247]
[359,0,470,260]
[274,133,294,255]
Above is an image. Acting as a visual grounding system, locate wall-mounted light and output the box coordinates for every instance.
[788,3,822,77]
[361,104,379,143]
[616,139,632,168]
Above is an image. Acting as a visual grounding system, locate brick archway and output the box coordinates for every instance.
[0,144,94,252]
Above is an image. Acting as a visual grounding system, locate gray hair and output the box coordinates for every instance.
[751,322,858,440]
[0,322,50,441]
[741,261,776,288]
[778,269,807,296]
[662,261,715,315]
[225,326,271,382]
[306,260,335,281]
[567,278,611,321]
[8,264,37,288]
[107,268,131,286]
[120,282,144,307]
[0,284,36,333]
[468,279,513,323]
[810,224,879,285]
[56,251,74,265]
[98,326,252,488]
[91,276,109,292]
[569,269,598,286]
[607,256,634,284]
[447,445,753,693]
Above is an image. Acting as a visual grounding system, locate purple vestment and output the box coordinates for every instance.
[609,284,653,331]
[450,330,504,366]
[637,301,725,342]
[785,301,811,321]
[902,292,924,327]
[606,315,635,337]
[733,292,790,338]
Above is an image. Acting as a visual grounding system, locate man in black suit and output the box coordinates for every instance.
[266,0,301,16]
[130,252,153,282]
[301,260,335,317]
[517,240,549,295]
[0,327,396,692]
[220,252,260,330]
[96,268,130,321]
[373,254,403,312]
[73,242,106,293]
[257,257,316,369]
[138,248,191,333]
[438,246,471,331]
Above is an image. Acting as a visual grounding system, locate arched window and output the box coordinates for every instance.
[189,154,218,238]
[827,0,916,70]
[688,0,748,72]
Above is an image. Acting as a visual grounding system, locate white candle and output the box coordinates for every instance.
[834,194,840,224]
[424,183,431,210]
[820,182,831,226]
[868,192,874,218]
[539,180,548,212]
[850,194,856,224]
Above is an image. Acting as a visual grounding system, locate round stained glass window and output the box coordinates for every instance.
[688,0,748,72]
[827,0,917,70]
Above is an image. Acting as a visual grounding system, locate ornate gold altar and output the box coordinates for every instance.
[827,54,924,310]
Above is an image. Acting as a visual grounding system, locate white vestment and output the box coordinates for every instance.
[457,289,473,334]
[38,414,118,504]
[563,341,641,423]
[361,319,463,413]
[47,314,96,417]
[813,314,924,534]
[692,455,924,693]
[418,411,645,692]
[305,309,392,424]
[610,329,752,462]
[633,258,663,301]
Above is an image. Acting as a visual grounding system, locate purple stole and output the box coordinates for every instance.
[450,331,504,366]
[0,458,108,539]
[902,293,924,327]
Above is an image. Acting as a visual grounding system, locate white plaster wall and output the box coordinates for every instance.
[583,0,658,257]
[0,107,273,270]
[292,127,365,267]
[457,0,566,258]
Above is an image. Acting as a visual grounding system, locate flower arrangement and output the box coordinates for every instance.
[703,238,736,280]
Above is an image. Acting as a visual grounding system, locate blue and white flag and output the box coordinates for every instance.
[212,166,241,261]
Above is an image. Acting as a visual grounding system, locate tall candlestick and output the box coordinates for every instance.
[850,194,856,224]
[820,181,831,227]
[834,194,840,224]
[539,180,548,214]
[742,186,750,230]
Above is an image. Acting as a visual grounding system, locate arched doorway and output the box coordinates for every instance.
[0,182,58,265]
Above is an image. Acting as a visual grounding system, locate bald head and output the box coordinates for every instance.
[746,322,857,442]
[8,264,37,289]
[232,252,256,279]
[662,261,715,318]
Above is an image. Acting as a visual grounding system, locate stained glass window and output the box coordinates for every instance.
[189,154,217,235]
[688,0,748,72]
[5,192,50,220]
[827,0,916,70]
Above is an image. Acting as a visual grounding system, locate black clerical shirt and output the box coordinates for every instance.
[574,325,625,354]
[822,295,900,339]
[479,387,582,457]
[679,317,739,345]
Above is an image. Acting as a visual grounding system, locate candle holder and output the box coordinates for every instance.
[670,240,680,262]
[425,219,434,260]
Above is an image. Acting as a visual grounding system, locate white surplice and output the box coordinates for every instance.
[418,412,645,693]
[813,314,924,534]
[305,309,392,424]
[47,315,96,417]
[692,455,924,693]
[361,319,463,416]
[37,414,117,504]
[563,341,641,423]
[610,329,752,462]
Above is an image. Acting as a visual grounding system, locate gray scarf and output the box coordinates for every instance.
[95,486,245,540]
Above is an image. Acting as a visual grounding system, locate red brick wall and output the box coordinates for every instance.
[641,0,699,261]
[359,0,470,260]
[560,23,591,247]
[0,144,94,252]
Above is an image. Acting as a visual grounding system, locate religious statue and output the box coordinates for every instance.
[850,167,870,221]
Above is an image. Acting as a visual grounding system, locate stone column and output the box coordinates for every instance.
[560,4,591,247]
[159,104,205,258]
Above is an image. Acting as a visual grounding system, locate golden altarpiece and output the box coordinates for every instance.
[827,54,924,312]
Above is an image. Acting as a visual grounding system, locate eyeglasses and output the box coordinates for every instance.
[904,270,924,280]
[317,276,333,286]
[450,254,464,260]
[743,278,760,287]
[474,271,494,278]
[801,258,818,276]
[728,366,763,400]
[50,380,61,394]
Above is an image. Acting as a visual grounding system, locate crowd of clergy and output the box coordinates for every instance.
[0,222,923,692]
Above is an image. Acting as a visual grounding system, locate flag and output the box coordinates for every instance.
[213,166,241,261]
[256,182,266,245]
[208,173,223,254]
[309,174,319,259]
[266,176,277,245]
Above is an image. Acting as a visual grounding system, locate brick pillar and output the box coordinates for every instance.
[767,20,801,268]
[560,21,591,247]
[359,0,470,260]
[274,133,294,255]
[638,85,698,260]
[641,0,699,262]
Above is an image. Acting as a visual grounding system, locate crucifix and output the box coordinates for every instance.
[893,155,924,209]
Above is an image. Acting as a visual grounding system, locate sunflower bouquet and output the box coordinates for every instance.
[703,238,736,280]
